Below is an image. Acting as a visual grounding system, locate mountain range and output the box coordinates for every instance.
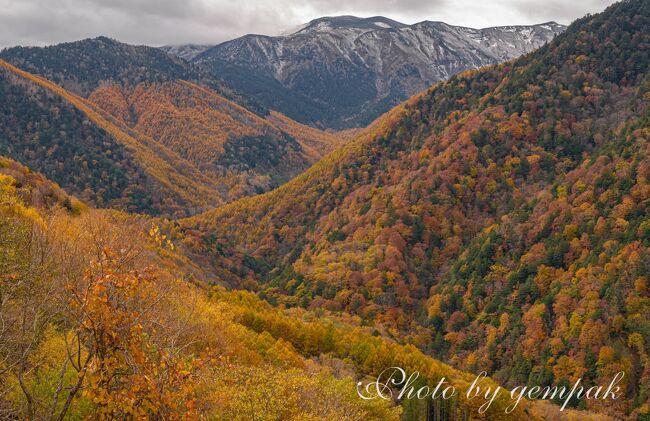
[0,38,344,217]
[0,1,648,419]
[165,16,566,128]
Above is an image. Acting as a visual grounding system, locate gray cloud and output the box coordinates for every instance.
[509,0,616,23]
[0,0,618,49]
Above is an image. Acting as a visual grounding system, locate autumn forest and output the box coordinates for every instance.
[0,0,649,419]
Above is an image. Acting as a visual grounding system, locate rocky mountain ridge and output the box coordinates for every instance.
[178,16,566,128]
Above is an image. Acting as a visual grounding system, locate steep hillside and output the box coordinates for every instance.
[191,17,565,128]
[0,59,224,217]
[0,156,85,212]
[88,81,340,199]
[0,158,554,420]
[0,38,345,214]
[181,1,650,417]
[266,110,347,159]
[0,36,260,112]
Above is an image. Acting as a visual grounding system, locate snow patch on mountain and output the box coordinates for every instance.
[179,16,566,128]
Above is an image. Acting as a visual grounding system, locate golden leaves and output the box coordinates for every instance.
[150,223,175,251]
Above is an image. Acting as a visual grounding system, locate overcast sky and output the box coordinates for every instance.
[0,0,618,49]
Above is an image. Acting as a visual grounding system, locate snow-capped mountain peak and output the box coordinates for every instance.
[172,16,566,128]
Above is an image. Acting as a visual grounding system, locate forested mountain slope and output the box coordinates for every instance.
[0,38,344,216]
[0,156,558,420]
[0,36,250,107]
[0,59,223,217]
[180,1,650,417]
[88,80,344,197]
